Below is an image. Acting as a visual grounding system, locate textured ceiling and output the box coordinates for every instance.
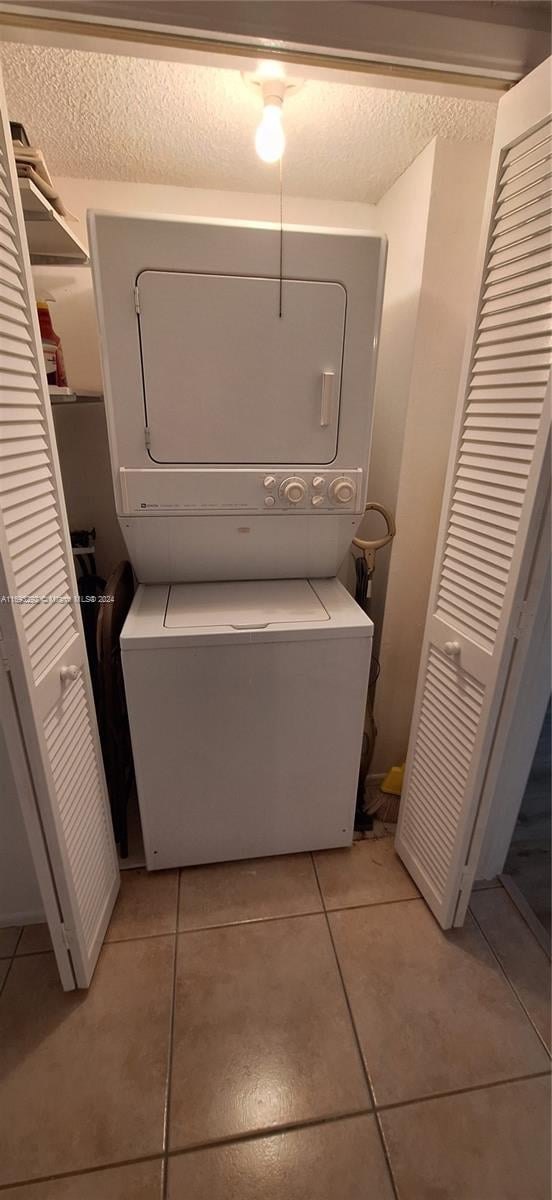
[0,43,497,202]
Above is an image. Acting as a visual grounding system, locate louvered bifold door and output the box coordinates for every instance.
[0,70,118,989]
[396,58,552,929]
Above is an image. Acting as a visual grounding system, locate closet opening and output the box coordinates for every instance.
[0,32,501,886]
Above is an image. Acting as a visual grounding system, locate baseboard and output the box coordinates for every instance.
[0,909,44,929]
[499,873,550,960]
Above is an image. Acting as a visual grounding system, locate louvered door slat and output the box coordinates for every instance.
[13,531,63,577]
[0,280,25,308]
[0,316,31,342]
[0,69,118,990]
[0,226,18,255]
[0,261,22,292]
[0,211,16,238]
[0,297,26,323]
[396,72,551,929]
[489,235,551,267]
[0,351,36,373]
[0,244,20,275]
[492,204,551,240]
[3,483,55,524]
[500,151,551,189]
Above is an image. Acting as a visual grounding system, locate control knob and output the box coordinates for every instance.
[279,476,307,504]
[329,477,355,505]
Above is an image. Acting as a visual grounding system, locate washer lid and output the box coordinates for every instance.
[164,579,329,630]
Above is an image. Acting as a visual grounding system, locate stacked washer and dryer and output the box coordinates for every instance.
[89,213,386,869]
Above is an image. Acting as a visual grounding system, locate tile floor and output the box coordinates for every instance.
[0,838,550,1198]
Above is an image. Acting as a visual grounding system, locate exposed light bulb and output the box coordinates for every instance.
[255,102,285,163]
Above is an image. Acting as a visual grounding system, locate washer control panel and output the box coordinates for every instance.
[263,471,359,510]
[120,467,362,514]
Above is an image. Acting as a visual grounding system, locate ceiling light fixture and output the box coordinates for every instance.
[255,79,286,164]
[243,67,303,166]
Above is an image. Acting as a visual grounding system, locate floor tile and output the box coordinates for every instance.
[330,899,549,1106]
[314,837,418,910]
[106,867,178,942]
[0,925,20,957]
[0,959,9,989]
[169,914,369,1149]
[178,854,322,931]
[0,1159,163,1199]
[0,937,174,1185]
[473,878,502,890]
[16,923,51,955]
[382,1076,551,1200]
[168,1114,394,1199]
[470,888,551,1049]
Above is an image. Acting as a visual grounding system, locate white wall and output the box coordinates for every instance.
[359,139,436,650]
[0,724,43,927]
[372,138,491,773]
[36,178,378,578]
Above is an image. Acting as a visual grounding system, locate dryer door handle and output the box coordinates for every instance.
[320,372,334,427]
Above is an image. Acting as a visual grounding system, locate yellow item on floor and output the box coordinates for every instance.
[381,763,405,796]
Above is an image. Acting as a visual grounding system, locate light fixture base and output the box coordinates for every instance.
[243,70,303,99]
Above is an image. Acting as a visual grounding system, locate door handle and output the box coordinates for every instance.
[444,641,461,657]
[60,664,79,683]
[320,372,334,427]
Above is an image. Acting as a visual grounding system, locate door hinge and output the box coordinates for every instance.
[513,600,526,641]
[144,426,151,450]
[60,923,73,952]
[0,630,9,671]
[134,285,140,314]
[459,866,471,894]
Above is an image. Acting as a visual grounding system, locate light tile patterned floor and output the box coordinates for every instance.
[0,839,549,1198]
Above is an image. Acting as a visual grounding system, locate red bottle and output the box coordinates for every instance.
[37,300,67,388]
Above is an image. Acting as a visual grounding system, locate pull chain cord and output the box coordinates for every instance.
[279,155,284,318]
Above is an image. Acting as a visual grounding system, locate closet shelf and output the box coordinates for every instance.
[49,387,103,404]
[19,179,88,265]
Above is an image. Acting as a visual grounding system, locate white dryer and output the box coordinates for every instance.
[88,214,387,582]
[121,578,372,869]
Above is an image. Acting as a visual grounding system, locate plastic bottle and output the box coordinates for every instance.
[37,300,67,388]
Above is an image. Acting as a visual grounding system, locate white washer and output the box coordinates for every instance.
[121,577,372,869]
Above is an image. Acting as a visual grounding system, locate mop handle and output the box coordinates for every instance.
[352,502,396,558]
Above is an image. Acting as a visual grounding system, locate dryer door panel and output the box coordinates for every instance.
[138,271,346,464]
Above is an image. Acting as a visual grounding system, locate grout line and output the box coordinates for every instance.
[12,898,427,963]
[324,895,421,914]
[167,1107,374,1160]
[0,957,14,1001]
[311,851,328,913]
[176,907,325,935]
[161,871,181,1200]
[376,1069,552,1115]
[0,929,23,1001]
[0,1154,164,1193]
[2,1070,551,1193]
[309,853,400,1200]
[469,905,552,1059]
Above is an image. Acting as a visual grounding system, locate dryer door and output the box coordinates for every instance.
[137,271,346,465]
